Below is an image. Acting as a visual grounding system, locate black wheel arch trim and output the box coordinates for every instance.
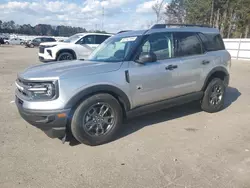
[57,49,77,59]
[202,66,229,91]
[64,85,131,111]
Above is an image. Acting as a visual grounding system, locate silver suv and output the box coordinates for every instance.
[15,24,231,146]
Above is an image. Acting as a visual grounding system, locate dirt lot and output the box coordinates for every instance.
[0,45,250,188]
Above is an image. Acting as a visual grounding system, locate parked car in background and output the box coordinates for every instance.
[25,37,56,48]
[5,38,24,45]
[0,38,4,45]
[38,33,112,62]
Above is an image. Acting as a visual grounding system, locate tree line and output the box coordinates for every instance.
[154,0,250,38]
[0,20,106,37]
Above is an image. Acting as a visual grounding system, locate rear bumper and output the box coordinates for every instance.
[15,97,70,138]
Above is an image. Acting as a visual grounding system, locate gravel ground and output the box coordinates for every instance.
[0,46,250,188]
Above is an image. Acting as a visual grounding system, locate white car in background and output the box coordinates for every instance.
[38,33,112,62]
[5,38,25,45]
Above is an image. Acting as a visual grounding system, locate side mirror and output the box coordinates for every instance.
[136,52,157,64]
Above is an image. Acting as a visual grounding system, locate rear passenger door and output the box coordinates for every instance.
[170,32,209,96]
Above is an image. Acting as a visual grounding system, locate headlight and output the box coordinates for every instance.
[27,82,56,100]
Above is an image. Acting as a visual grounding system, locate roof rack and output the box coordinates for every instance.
[151,24,212,29]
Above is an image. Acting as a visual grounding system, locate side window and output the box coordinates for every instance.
[96,35,110,44]
[48,38,56,42]
[77,35,95,44]
[139,32,173,60]
[199,33,225,51]
[174,32,202,57]
[34,38,41,43]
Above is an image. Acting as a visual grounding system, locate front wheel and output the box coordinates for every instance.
[57,52,74,61]
[71,94,123,146]
[201,78,226,113]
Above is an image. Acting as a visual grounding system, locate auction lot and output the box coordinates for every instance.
[1,45,250,188]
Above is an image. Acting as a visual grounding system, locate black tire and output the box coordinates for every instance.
[57,52,74,61]
[201,78,226,113]
[29,44,34,48]
[71,93,123,146]
[5,42,9,45]
[20,42,24,45]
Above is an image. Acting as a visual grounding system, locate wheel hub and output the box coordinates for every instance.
[209,84,223,106]
[83,103,115,136]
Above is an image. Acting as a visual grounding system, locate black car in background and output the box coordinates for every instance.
[0,38,4,45]
[25,37,56,48]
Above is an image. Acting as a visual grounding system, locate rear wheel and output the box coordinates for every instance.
[71,94,123,146]
[201,78,226,113]
[5,41,9,45]
[57,52,74,61]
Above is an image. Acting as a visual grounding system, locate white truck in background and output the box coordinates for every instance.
[38,33,112,62]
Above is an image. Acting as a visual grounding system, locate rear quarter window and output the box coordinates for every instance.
[198,33,225,51]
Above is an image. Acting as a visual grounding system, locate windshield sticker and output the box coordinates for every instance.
[120,37,137,43]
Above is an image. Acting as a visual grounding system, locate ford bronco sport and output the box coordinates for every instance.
[15,24,231,146]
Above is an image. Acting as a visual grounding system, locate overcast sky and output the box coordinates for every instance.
[0,0,169,32]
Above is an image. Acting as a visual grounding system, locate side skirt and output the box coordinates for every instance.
[126,91,204,118]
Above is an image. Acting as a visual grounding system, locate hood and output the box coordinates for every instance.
[19,60,122,81]
[40,41,64,46]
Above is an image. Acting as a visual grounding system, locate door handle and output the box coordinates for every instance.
[165,65,178,70]
[202,60,210,65]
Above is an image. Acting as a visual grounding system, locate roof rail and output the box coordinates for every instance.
[117,30,132,34]
[151,24,212,29]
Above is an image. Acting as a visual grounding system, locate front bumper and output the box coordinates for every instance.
[15,96,70,138]
[39,56,55,63]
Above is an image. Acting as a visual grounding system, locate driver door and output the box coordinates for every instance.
[129,32,176,107]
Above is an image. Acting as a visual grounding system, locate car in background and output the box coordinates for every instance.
[0,38,4,45]
[5,38,25,45]
[38,33,112,62]
[25,37,56,48]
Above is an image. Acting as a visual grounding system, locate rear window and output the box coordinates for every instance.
[198,33,225,51]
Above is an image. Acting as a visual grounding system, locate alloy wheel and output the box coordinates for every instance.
[83,103,115,136]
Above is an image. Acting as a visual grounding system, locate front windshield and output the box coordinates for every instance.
[88,35,139,62]
[64,34,82,43]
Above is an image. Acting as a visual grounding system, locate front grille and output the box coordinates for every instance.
[39,46,45,53]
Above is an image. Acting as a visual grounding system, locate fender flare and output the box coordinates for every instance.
[202,66,229,90]
[64,85,131,111]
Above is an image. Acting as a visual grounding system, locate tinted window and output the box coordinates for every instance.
[77,35,95,44]
[139,32,173,60]
[33,38,41,42]
[199,33,225,51]
[174,32,202,57]
[96,35,110,44]
[46,38,56,42]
